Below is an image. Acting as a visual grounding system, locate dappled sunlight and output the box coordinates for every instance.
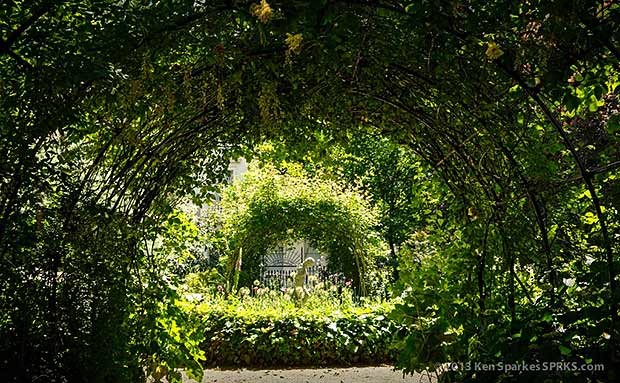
[1,1,618,382]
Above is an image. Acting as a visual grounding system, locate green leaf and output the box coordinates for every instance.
[564,94,580,111]
[607,115,620,133]
[559,345,572,355]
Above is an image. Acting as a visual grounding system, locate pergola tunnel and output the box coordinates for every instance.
[0,1,618,382]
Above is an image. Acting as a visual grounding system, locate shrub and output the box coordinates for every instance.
[187,289,406,367]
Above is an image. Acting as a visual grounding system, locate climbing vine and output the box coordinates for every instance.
[0,0,618,381]
[213,163,386,295]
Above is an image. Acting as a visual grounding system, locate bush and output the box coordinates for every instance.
[187,289,405,367]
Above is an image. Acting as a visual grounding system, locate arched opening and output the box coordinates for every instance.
[1,1,618,381]
[217,164,384,295]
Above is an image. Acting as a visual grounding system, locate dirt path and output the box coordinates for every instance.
[182,366,436,383]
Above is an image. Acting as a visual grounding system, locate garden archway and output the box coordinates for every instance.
[2,1,619,381]
[220,166,384,295]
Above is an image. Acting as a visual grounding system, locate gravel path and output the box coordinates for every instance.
[182,367,437,383]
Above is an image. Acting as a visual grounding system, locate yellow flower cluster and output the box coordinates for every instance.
[250,0,272,23]
[285,33,303,55]
[485,42,504,60]
[285,33,303,64]
[258,82,282,124]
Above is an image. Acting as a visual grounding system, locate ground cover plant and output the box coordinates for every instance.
[184,283,403,368]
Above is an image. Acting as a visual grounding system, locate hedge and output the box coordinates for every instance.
[199,308,406,367]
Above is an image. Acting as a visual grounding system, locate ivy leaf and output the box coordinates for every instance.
[564,94,580,112]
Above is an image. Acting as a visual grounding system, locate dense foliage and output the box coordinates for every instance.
[211,163,386,294]
[247,136,426,283]
[186,286,403,368]
[0,0,619,382]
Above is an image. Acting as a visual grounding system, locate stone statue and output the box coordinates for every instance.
[293,257,315,303]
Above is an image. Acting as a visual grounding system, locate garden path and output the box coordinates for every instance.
[182,366,436,383]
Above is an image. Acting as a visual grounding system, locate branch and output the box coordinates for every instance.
[5,49,33,70]
[589,160,620,175]
[4,3,54,48]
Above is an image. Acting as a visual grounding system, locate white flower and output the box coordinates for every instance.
[184,293,203,302]
[563,278,576,287]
